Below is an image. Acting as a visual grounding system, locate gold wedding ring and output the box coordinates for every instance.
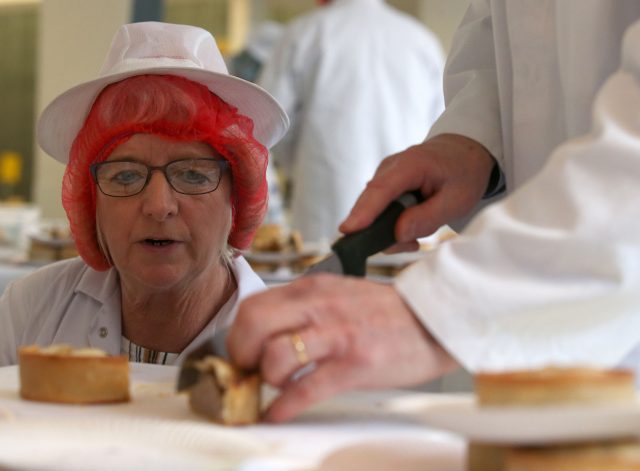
[290,332,310,366]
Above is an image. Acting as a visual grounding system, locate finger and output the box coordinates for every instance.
[263,360,359,423]
[395,189,467,242]
[228,282,313,368]
[228,275,343,368]
[340,154,432,234]
[394,205,443,243]
[260,326,349,387]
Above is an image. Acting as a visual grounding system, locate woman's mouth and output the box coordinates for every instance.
[144,239,174,246]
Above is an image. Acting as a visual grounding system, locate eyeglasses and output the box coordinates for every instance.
[90,158,229,197]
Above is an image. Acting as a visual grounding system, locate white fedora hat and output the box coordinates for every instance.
[36,21,290,163]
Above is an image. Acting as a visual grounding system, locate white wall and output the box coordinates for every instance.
[33,0,131,218]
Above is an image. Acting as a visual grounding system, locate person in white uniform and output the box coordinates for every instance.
[0,22,289,366]
[227,0,640,422]
[230,21,288,227]
[258,0,445,243]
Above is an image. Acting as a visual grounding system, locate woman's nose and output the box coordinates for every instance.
[141,171,178,220]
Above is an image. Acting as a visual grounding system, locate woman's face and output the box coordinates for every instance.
[95,134,232,291]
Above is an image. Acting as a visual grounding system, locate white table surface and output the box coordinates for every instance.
[0,363,465,471]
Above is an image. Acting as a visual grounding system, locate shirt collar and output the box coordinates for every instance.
[75,263,119,303]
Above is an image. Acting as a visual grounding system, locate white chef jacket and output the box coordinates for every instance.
[0,256,265,366]
[259,0,445,243]
[395,0,640,375]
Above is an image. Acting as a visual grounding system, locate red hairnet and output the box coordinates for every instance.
[63,75,269,271]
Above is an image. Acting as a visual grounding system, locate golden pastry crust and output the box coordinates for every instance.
[19,345,129,404]
[505,439,640,471]
[475,367,635,407]
[289,229,304,253]
[251,224,287,252]
[365,264,408,278]
[249,225,313,272]
[188,356,261,425]
[467,442,507,471]
[469,367,638,470]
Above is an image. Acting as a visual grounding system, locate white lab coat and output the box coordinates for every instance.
[259,0,445,243]
[0,256,265,366]
[395,0,640,375]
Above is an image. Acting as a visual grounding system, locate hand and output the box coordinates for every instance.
[340,134,494,252]
[228,274,458,422]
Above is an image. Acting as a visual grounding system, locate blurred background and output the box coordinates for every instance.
[0,0,467,263]
[0,0,470,390]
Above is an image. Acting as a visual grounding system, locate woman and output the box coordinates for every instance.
[0,21,288,366]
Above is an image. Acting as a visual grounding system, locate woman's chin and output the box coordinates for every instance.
[122,267,190,291]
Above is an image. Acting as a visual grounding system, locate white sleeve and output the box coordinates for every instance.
[426,0,503,164]
[418,30,446,130]
[396,21,640,372]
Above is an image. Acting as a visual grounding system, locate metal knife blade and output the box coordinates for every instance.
[176,327,229,392]
[303,252,343,275]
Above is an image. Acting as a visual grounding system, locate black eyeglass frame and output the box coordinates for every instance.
[90,158,230,197]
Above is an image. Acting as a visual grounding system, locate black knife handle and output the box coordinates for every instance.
[332,190,425,277]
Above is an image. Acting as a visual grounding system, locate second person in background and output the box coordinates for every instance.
[259,0,445,244]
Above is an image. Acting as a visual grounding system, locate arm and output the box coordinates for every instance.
[340,0,502,244]
[341,134,495,252]
[229,16,640,424]
[397,20,640,372]
[427,0,502,162]
[228,275,458,422]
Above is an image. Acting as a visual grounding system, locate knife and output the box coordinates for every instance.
[305,190,425,277]
[177,190,425,391]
